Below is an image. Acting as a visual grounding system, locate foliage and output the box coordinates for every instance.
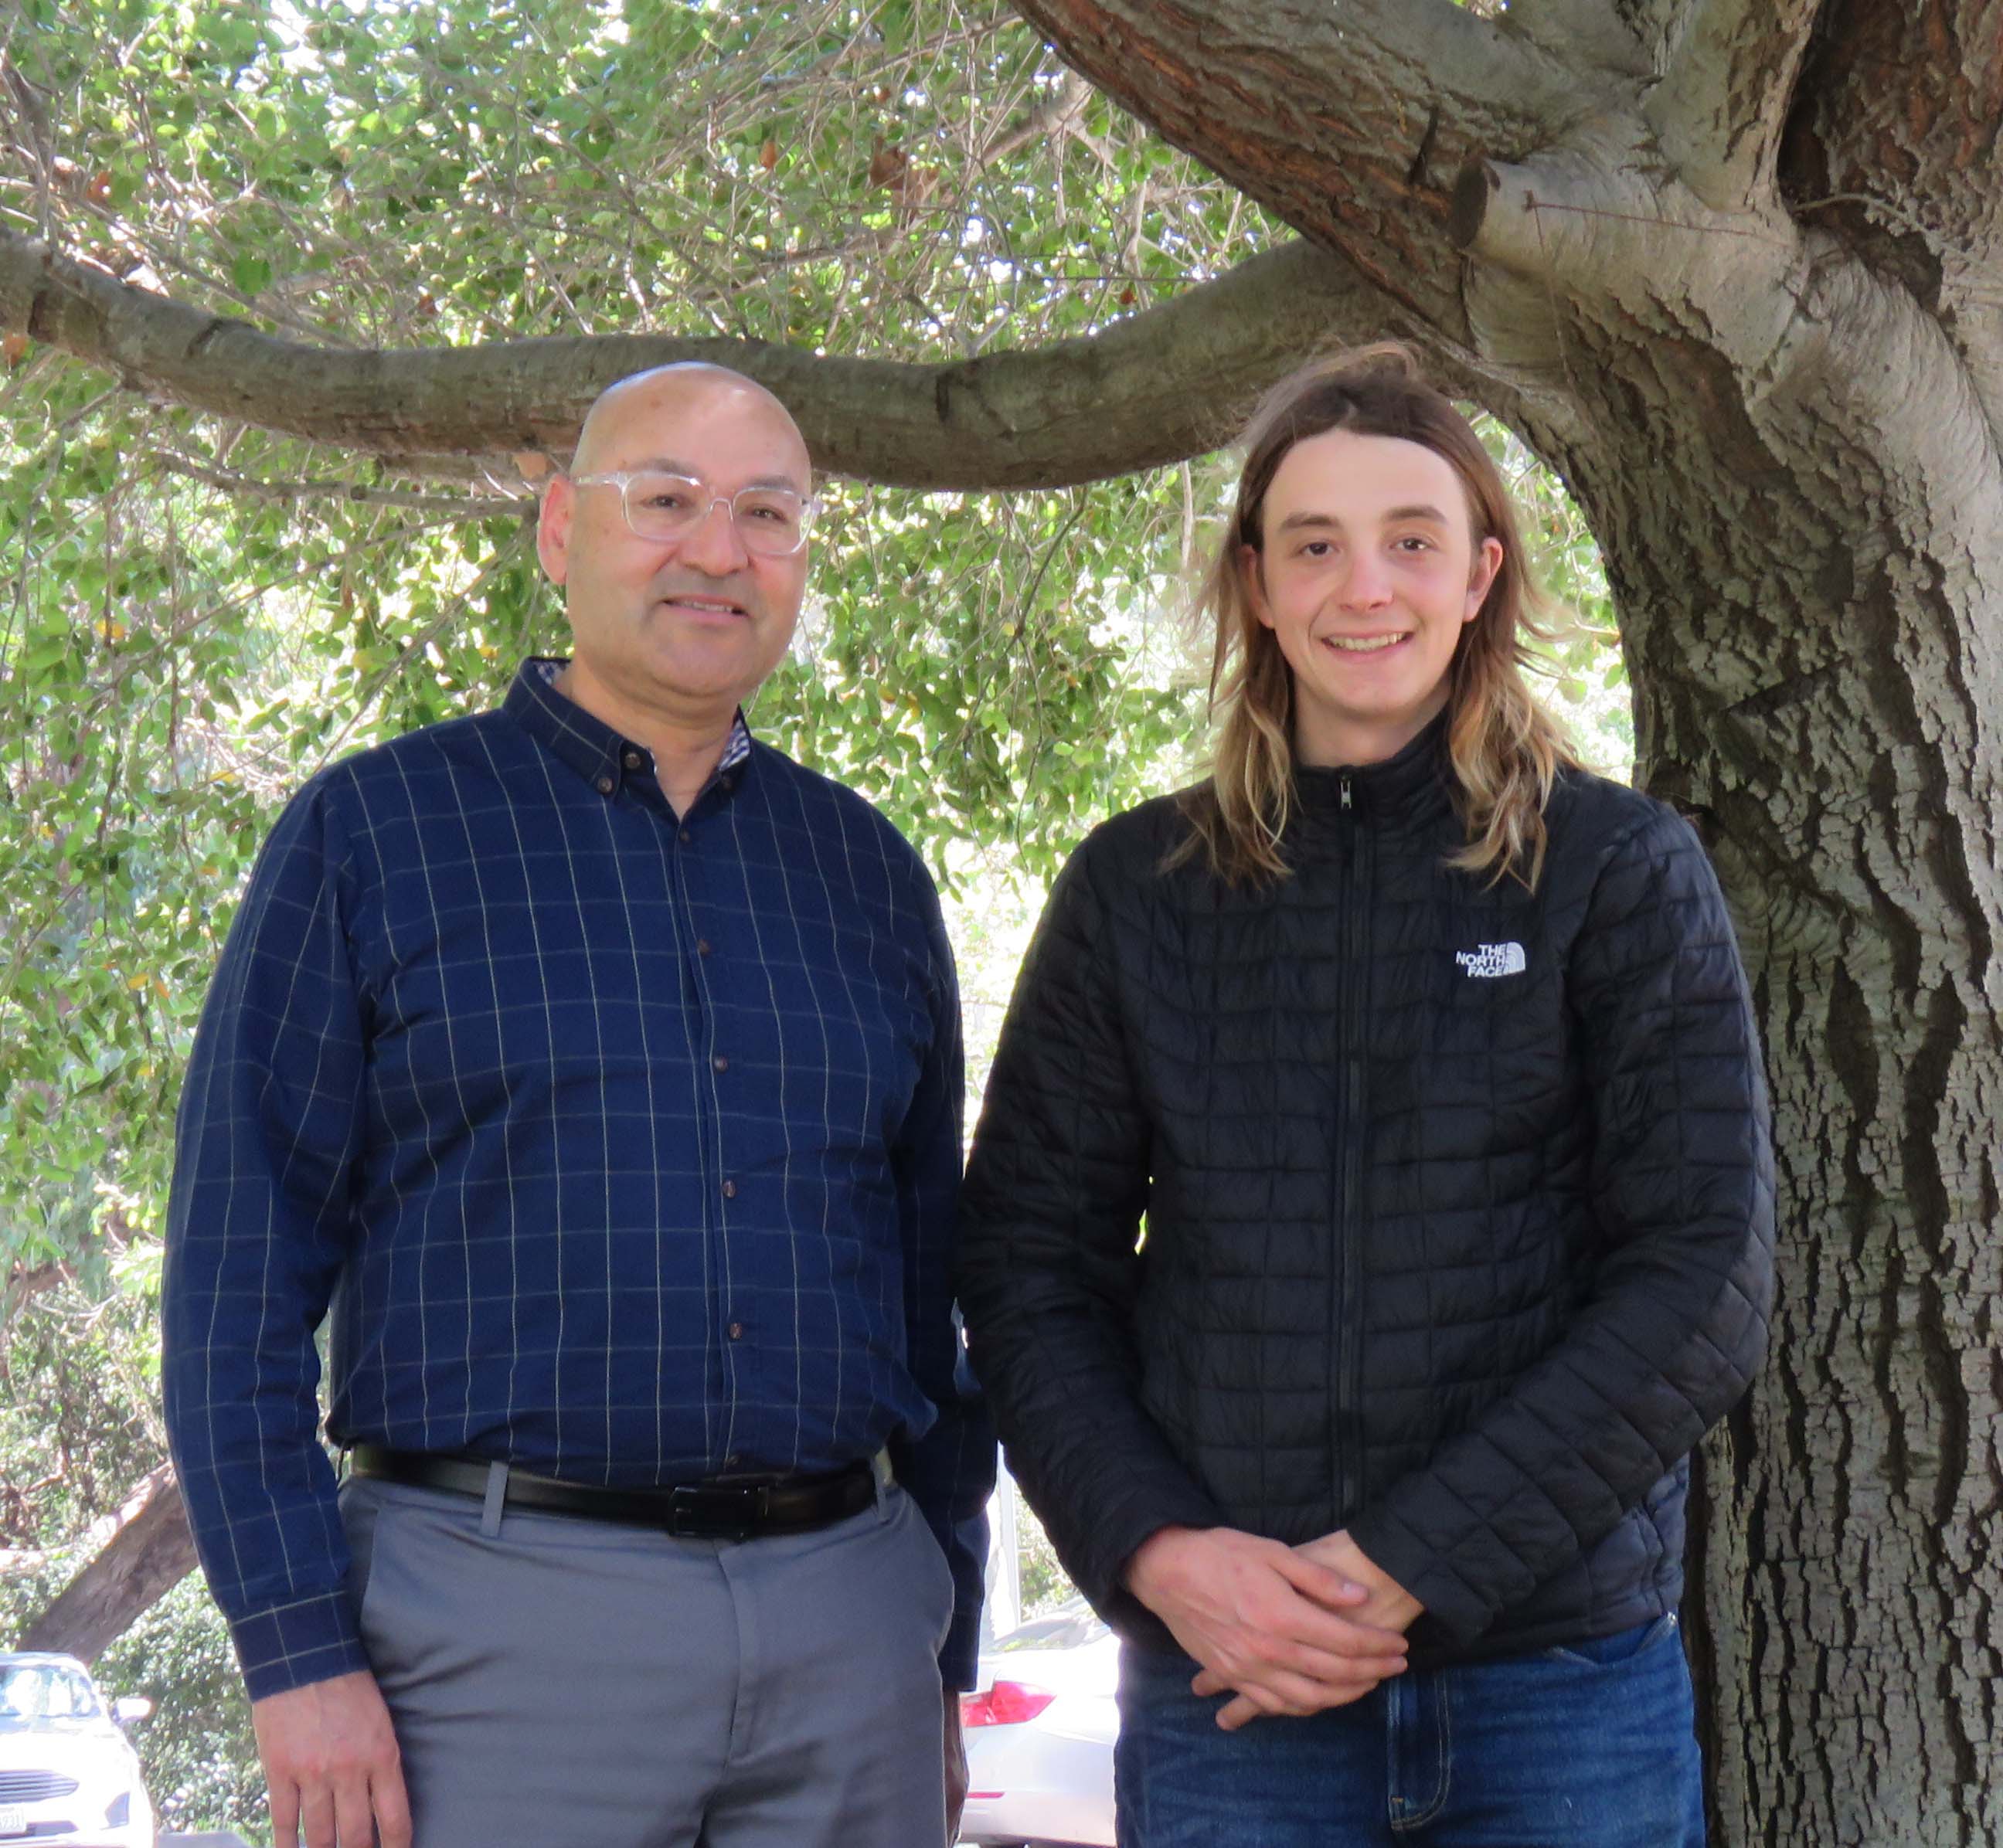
[0,0,1629,1242]
[0,0,1628,1817]
[0,1273,163,1546]
[1012,1496,1075,1621]
[0,1276,259,1835]
[99,1575,263,1836]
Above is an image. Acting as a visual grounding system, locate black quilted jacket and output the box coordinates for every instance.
[957,722,1774,1664]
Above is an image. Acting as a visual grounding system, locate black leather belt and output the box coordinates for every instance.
[347,1444,880,1541]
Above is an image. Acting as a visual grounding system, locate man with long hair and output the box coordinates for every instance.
[960,346,1772,1844]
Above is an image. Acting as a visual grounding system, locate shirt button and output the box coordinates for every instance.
[596,775,614,795]
[679,827,692,844]
[727,1322,743,1340]
[719,774,735,793]
[696,939,712,956]
[712,1055,729,1072]
[721,1179,736,1199]
[623,749,643,769]
[724,1453,740,1468]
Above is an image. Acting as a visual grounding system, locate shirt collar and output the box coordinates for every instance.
[502,657,754,798]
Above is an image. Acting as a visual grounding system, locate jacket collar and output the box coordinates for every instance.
[1292,712,1456,832]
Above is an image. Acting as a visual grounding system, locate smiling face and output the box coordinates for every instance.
[1241,428,1504,769]
[536,365,813,731]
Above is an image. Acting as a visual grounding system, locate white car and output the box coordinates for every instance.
[957,1602,1118,1848]
[0,1653,155,1848]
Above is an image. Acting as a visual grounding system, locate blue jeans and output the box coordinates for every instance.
[1114,1615,1705,1846]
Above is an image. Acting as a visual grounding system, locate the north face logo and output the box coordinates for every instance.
[1456,942,1527,980]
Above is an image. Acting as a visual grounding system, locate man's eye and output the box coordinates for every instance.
[642,491,692,511]
[1297,540,1333,559]
[740,496,801,528]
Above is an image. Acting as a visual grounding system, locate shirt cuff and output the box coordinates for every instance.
[940,1601,983,1693]
[230,1590,373,1702]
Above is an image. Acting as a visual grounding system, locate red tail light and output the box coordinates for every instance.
[960,1680,1057,1727]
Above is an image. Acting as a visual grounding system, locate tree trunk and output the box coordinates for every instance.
[17,1464,199,1663]
[1654,463,2003,1848]
[1484,259,2003,1848]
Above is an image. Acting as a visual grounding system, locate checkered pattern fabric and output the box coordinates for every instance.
[165,659,994,1699]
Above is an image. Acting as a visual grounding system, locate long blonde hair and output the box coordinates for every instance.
[1178,343,1580,888]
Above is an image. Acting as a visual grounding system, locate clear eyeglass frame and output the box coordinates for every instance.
[569,470,818,557]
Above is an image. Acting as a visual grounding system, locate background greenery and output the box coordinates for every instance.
[0,0,1629,1833]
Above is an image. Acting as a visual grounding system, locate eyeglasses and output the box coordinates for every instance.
[570,470,817,557]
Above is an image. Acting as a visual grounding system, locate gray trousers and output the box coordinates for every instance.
[339,1471,955,1847]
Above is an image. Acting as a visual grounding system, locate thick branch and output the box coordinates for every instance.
[1775,0,2003,436]
[1449,116,1807,348]
[1779,0,2003,280]
[0,229,1376,487]
[1491,0,1654,80]
[15,1464,196,1664]
[1005,0,1593,341]
[1648,0,1821,208]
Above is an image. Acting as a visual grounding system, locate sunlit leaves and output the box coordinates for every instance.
[0,0,1627,1279]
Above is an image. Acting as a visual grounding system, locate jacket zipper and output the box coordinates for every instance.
[1332,772,1368,1523]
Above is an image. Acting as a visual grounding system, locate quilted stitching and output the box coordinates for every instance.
[957,729,1775,1659]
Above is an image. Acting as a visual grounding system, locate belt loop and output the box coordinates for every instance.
[481,1462,510,1537]
[871,1447,893,1517]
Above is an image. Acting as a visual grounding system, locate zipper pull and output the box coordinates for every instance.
[1340,774,1353,812]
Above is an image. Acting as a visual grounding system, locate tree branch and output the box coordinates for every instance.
[153,452,523,520]
[978,70,1095,166]
[1779,0,2003,270]
[1491,0,1654,80]
[0,1259,69,1371]
[0,229,1385,487]
[15,1463,196,1664]
[1648,0,1821,209]
[1775,0,2003,436]
[1005,0,1592,341]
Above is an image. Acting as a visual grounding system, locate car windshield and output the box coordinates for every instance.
[995,1608,1110,1652]
[0,1663,104,1722]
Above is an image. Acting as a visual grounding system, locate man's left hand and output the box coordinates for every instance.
[1192,1530,1423,1729]
[944,1685,968,1842]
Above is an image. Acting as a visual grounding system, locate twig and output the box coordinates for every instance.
[154,452,525,519]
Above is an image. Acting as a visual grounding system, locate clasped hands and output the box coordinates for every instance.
[1124,1525,1421,1731]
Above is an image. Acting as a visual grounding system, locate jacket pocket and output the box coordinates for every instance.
[1540,1611,1678,1668]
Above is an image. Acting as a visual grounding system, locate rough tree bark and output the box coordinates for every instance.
[6,1,2001,1840]
[15,1465,197,1664]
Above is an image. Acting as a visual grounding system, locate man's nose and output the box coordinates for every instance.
[675,498,751,575]
[1338,549,1394,609]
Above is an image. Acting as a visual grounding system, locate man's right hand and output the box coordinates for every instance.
[1123,1526,1409,1727]
[251,1670,411,1848]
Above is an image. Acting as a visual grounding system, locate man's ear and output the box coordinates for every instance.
[1463,535,1504,623]
[536,477,576,587]
[1238,545,1274,629]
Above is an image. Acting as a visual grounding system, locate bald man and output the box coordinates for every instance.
[164,365,995,1848]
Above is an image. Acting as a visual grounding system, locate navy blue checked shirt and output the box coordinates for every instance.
[163,659,995,1699]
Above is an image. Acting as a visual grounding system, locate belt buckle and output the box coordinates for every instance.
[666,1482,769,1541]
